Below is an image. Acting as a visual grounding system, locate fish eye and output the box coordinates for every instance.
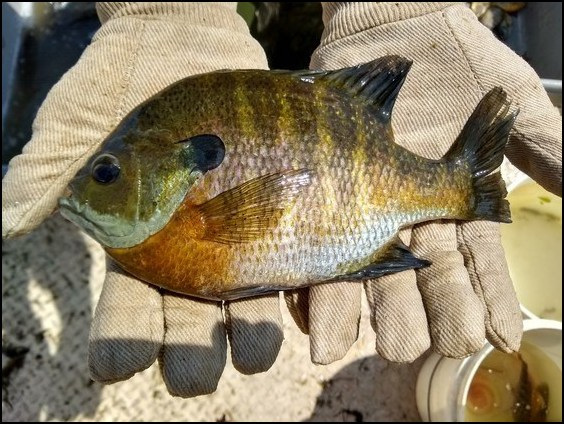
[91,154,120,184]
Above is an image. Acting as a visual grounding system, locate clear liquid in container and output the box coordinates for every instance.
[465,341,562,422]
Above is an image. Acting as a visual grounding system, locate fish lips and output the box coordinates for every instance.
[58,195,99,234]
[58,195,85,223]
[58,195,136,242]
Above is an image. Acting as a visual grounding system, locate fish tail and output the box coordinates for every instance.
[444,87,517,223]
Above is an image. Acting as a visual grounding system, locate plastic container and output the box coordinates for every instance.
[501,173,562,321]
[416,319,562,421]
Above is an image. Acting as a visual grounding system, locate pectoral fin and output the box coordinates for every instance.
[330,237,431,282]
[196,169,314,244]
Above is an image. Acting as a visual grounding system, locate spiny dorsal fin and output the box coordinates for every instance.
[329,236,430,282]
[196,169,314,244]
[289,55,412,123]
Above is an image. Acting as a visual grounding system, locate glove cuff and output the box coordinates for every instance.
[97,2,241,28]
[320,2,459,45]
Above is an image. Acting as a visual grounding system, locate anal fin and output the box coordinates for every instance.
[330,238,431,282]
[220,285,287,301]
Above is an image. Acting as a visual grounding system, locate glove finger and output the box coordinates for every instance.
[308,282,362,364]
[364,228,430,362]
[411,221,486,358]
[457,220,522,352]
[159,292,226,398]
[89,260,164,383]
[284,288,310,334]
[224,293,284,374]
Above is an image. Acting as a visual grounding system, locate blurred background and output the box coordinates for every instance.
[2,2,562,421]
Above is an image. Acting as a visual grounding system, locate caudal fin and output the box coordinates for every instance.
[444,88,517,223]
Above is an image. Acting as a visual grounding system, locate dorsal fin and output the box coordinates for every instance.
[288,55,412,123]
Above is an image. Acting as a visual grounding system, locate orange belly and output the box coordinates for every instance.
[106,200,235,298]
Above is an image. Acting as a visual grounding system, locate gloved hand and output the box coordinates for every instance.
[2,2,284,397]
[286,2,562,363]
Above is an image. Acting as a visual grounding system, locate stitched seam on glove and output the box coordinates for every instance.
[319,3,460,49]
[158,287,167,348]
[113,21,148,126]
[316,11,437,55]
[97,2,243,29]
[445,12,561,167]
[100,15,249,35]
[513,127,561,164]
[441,11,484,93]
[223,302,233,341]
[158,297,167,372]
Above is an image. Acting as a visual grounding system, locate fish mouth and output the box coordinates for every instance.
[58,196,136,242]
[58,195,85,223]
[58,195,81,215]
[58,196,107,235]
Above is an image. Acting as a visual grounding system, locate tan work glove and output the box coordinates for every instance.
[286,2,562,363]
[2,2,284,397]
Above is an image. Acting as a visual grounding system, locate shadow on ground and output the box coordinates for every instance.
[2,215,102,420]
[306,355,425,422]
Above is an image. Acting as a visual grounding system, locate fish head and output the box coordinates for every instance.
[58,111,225,249]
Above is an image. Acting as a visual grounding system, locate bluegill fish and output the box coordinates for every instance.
[58,56,515,300]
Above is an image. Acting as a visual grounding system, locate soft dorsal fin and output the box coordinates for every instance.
[289,55,412,123]
[329,236,430,282]
[196,169,314,244]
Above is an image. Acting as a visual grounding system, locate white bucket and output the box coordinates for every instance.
[416,319,562,421]
[501,173,562,321]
